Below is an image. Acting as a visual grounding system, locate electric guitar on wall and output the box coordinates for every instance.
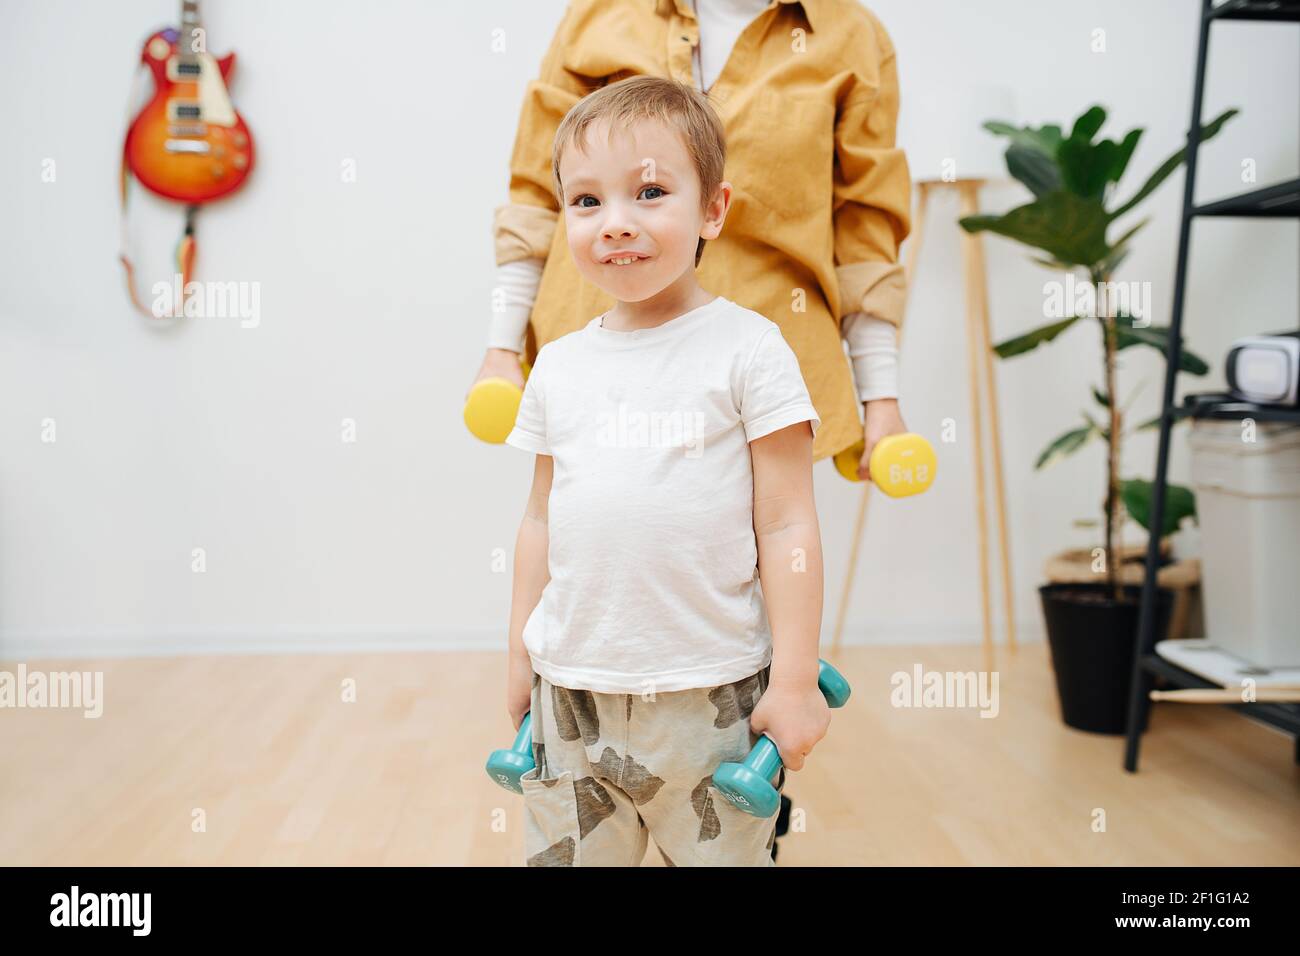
[123,0,254,203]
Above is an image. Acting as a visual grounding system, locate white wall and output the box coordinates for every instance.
[1,0,1295,658]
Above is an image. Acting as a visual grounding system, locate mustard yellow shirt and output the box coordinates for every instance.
[494,0,911,460]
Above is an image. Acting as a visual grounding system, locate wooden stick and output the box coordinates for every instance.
[964,181,1017,655]
[831,182,930,658]
[958,182,995,677]
[1150,688,1300,703]
[831,453,874,659]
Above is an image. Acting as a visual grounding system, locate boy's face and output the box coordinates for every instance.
[560,117,729,303]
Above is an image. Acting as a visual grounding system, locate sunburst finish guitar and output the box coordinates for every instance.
[123,0,253,203]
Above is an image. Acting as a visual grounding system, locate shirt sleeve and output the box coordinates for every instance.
[832,12,912,329]
[492,1,597,267]
[740,327,821,443]
[841,311,900,402]
[504,349,551,455]
[487,257,544,353]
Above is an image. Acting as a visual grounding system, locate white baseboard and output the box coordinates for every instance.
[0,619,1044,662]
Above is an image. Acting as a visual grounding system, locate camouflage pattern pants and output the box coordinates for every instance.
[521,664,785,867]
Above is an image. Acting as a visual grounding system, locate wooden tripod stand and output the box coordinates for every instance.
[830,179,1017,675]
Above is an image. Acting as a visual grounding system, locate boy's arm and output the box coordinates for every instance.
[751,421,823,692]
[508,453,553,663]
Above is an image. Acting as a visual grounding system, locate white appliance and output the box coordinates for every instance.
[1226,331,1300,406]
[1188,419,1300,668]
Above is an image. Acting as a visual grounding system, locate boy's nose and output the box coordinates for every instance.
[602,220,638,241]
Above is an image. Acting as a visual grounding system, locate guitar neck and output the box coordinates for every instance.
[178,0,204,63]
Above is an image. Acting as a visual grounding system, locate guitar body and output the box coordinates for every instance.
[124,28,254,204]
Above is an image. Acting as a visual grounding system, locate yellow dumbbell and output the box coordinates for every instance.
[464,359,531,444]
[833,432,936,497]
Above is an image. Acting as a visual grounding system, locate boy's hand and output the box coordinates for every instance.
[857,397,908,482]
[748,679,831,772]
[506,650,534,731]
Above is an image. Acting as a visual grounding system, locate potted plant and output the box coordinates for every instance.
[959,103,1234,734]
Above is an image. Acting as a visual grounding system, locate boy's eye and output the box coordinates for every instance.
[573,187,663,207]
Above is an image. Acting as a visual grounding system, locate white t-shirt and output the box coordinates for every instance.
[505,294,821,694]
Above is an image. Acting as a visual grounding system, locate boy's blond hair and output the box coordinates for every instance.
[552,76,726,267]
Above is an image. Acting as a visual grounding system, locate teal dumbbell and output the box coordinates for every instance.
[486,660,851,805]
[485,711,534,795]
[711,659,851,819]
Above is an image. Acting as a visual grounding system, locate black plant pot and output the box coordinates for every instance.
[1039,582,1175,735]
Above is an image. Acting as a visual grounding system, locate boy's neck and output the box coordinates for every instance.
[603,272,716,332]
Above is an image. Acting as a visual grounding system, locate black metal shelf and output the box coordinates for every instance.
[1123,0,1300,773]
[1207,0,1300,22]
[1141,654,1300,739]
[1170,390,1300,423]
[1192,178,1300,217]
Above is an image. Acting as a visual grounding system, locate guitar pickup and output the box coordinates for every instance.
[168,124,208,136]
[165,139,212,154]
[167,100,203,121]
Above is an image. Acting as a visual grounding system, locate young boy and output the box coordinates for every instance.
[504,76,830,867]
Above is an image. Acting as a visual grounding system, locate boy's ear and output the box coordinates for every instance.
[701,181,732,241]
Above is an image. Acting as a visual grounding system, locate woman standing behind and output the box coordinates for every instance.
[472,0,913,479]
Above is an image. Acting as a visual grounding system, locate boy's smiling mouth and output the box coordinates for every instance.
[600,252,652,265]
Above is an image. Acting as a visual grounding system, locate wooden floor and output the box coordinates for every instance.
[1,642,1296,866]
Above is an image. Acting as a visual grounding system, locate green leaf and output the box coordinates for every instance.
[1006,143,1062,197]
[1059,135,1117,201]
[1113,316,1210,375]
[1098,217,1149,274]
[1108,108,1238,220]
[1092,386,1111,408]
[1121,478,1197,537]
[1134,414,1163,430]
[960,191,1110,266]
[1108,217,1149,250]
[1100,246,1131,276]
[1109,128,1143,184]
[1056,106,1116,201]
[983,120,1064,157]
[992,316,1080,359]
[1035,422,1100,469]
[1060,124,1144,203]
[1083,409,1111,442]
[1070,106,1108,143]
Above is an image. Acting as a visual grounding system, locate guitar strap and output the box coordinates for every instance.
[118,60,200,320]
[118,161,200,320]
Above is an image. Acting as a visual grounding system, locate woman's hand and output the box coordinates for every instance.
[469,348,527,401]
[506,650,534,732]
[857,397,908,483]
[748,678,830,772]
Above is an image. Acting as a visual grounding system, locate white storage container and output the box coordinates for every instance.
[1187,418,1300,668]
